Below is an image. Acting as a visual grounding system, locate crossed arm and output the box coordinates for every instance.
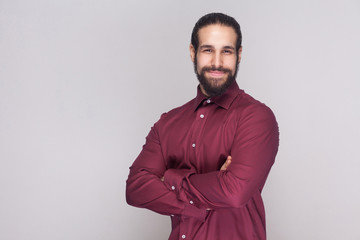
[126,144,232,221]
[160,156,232,182]
[126,104,278,219]
[159,156,232,211]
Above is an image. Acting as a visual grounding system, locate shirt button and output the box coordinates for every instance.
[171,186,175,190]
[200,114,204,118]
[207,99,211,103]
[182,235,186,239]
[189,200,193,204]
[192,143,195,148]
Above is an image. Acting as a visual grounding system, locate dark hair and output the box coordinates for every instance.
[191,13,242,53]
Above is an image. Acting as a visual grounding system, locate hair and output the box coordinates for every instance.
[191,13,242,53]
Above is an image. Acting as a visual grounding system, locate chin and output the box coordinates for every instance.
[208,78,227,86]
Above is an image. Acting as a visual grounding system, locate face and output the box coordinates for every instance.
[190,24,242,97]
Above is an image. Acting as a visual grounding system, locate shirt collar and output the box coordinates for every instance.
[193,81,241,111]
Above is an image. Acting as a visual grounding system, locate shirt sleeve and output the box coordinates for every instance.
[126,117,207,221]
[177,104,279,209]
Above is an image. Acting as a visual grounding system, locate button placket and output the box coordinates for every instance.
[191,110,207,150]
[189,103,210,169]
[179,217,188,240]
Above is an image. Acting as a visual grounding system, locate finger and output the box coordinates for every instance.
[225,159,231,168]
[220,156,233,170]
[220,159,231,171]
[220,161,227,170]
[220,163,226,171]
[224,157,232,169]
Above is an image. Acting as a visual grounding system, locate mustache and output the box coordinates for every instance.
[201,67,232,73]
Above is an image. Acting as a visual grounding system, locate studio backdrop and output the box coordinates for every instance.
[0,0,359,239]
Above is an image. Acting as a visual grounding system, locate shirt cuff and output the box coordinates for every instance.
[163,168,193,195]
[164,169,207,221]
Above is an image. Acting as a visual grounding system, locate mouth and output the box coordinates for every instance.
[207,70,226,78]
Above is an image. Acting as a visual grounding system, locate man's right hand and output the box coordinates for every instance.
[220,156,232,171]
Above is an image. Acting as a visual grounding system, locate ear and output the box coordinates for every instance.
[190,44,196,62]
[237,46,243,63]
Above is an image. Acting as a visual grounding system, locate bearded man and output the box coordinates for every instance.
[126,12,279,240]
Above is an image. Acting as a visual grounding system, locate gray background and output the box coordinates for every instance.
[1,0,359,239]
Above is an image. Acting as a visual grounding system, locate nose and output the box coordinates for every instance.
[211,51,223,68]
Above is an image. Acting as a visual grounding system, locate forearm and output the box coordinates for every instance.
[126,166,207,220]
[162,157,233,209]
[182,167,270,209]
[181,139,278,209]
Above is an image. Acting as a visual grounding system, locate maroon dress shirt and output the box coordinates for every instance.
[126,81,279,240]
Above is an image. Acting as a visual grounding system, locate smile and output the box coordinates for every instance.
[207,70,226,78]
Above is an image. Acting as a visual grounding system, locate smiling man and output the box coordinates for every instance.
[126,13,279,240]
[192,23,240,97]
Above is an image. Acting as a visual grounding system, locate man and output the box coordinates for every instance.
[126,13,279,240]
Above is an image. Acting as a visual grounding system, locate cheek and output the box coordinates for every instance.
[196,54,211,66]
[225,59,237,72]
[195,58,207,72]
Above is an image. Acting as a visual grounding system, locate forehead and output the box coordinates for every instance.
[197,24,237,48]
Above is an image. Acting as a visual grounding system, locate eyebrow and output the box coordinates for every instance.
[223,46,236,50]
[199,45,213,49]
[199,45,236,50]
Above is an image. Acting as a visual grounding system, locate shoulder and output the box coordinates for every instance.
[233,91,278,128]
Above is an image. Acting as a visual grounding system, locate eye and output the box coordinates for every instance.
[203,48,213,53]
[223,49,233,54]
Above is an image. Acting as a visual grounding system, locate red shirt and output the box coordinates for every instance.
[126,81,279,240]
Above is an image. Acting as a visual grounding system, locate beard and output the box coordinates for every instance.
[194,55,239,97]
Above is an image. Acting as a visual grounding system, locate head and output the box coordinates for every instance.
[190,13,242,97]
